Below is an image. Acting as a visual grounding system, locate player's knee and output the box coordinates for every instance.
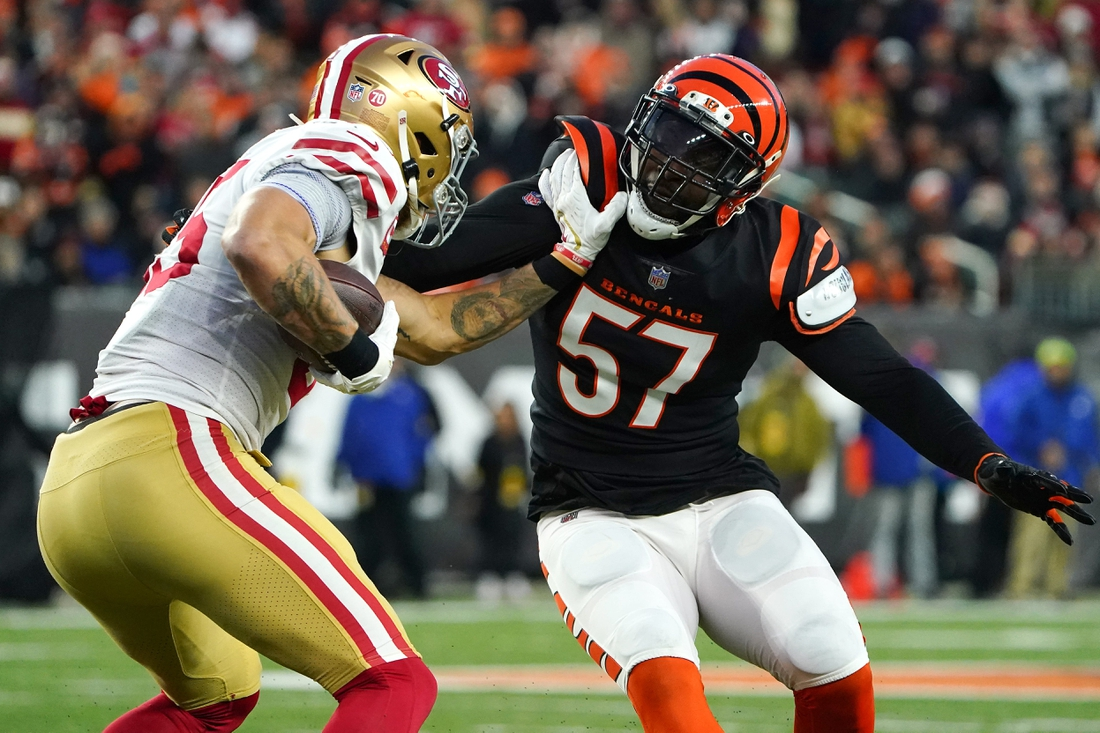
[187,690,259,732]
[760,575,867,685]
[783,611,867,678]
[335,656,438,712]
[710,498,801,585]
[612,606,692,659]
[560,524,650,588]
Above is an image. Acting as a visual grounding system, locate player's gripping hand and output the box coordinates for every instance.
[538,149,627,272]
[310,301,399,394]
[976,454,1095,545]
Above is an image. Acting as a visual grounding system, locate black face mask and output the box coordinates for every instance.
[622,98,766,223]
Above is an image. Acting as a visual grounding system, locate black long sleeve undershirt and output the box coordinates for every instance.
[779,316,1002,482]
[382,179,557,293]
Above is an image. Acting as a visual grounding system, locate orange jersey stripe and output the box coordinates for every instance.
[806,227,831,286]
[823,243,840,271]
[770,205,800,309]
[596,122,618,210]
[561,120,591,186]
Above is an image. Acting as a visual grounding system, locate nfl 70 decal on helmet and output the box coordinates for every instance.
[308,34,477,248]
[621,54,787,240]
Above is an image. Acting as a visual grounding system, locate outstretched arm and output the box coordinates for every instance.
[378,259,571,365]
[781,316,1094,543]
[381,149,628,365]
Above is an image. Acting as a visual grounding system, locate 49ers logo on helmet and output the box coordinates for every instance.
[418,56,470,111]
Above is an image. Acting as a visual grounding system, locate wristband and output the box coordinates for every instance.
[533,253,584,291]
[553,241,594,270]
[322,329,379,378]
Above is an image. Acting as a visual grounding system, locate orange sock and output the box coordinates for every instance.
[626,657,724,733]
[793,663,875,733]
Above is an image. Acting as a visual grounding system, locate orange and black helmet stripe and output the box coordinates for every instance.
[558,115,626,211]
[662,55,788,167]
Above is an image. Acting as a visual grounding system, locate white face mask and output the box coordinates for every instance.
[625,187,705,240]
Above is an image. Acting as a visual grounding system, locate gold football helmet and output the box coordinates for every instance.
[307,34,477,247]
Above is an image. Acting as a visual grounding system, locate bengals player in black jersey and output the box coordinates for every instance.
[377,55,1094,733]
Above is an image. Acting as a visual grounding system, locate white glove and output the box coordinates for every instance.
[310,300,399,394]
[538,149,627,271]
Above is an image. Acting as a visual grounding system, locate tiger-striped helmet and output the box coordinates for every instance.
[308,34,477,247]
[621,54,788,239]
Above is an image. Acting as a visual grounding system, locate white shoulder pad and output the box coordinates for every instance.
[795,266,856,328]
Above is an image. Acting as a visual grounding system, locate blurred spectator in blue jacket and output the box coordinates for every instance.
[970,353,1043,597]
[863,338,939,598]
[1006,338,1100,599]
[337,361,438,599]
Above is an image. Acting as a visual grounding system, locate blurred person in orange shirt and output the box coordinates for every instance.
[847,216,914,306]
[468,7,537,84]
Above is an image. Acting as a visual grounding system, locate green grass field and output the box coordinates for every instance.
[1,598,1099,732]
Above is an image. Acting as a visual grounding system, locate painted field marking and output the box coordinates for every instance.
[422,662,1100,701]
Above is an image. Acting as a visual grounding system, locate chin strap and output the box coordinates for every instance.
[715,173,782,227]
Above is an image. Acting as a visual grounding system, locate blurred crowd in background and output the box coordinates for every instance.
[3,0,1100,603]
[4,0,1100,308]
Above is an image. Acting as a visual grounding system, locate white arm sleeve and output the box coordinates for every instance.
[257,162,354,251]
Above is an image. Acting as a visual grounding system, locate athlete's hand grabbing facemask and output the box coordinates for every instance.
[310,300,399,394]
[976,454,1095,545]
[538,149,628,272]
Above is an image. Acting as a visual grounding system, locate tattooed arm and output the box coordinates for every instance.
[222,186,358,354]
[377,256,579,365]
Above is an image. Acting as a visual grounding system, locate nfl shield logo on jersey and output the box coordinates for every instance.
[648,266,671,290]
[522,191,543,206]
[347,83,365,103]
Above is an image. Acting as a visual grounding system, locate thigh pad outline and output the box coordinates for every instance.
[560,523,653,588]
[710,500,802,586]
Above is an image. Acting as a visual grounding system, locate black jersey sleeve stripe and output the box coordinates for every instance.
[557,116,623,210]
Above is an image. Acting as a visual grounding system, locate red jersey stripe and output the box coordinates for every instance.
[291,137,397,204]
[287,358,314,408]
[312,154,379,218]
[346,130,398,201]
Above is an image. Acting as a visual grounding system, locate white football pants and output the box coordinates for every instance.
[537,490,869,692]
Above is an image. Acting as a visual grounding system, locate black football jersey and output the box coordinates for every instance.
[382,116,1000,517]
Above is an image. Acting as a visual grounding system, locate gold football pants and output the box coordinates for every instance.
[37,402,417,710]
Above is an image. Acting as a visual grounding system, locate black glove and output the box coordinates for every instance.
[161,208,193,245]
[976,454,1095,545]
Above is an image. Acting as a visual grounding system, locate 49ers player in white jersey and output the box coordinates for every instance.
[35,33,621,733]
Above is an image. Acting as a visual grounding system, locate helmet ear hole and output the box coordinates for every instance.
[427,168,436,178]
[413,132,437,156]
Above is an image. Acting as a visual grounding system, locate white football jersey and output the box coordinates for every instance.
[90,120,406,451]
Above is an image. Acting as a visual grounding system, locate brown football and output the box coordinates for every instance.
[278,259,385,369]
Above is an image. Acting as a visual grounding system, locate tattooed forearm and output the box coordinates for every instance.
[450,265,555,343]
[269,257,356,353]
